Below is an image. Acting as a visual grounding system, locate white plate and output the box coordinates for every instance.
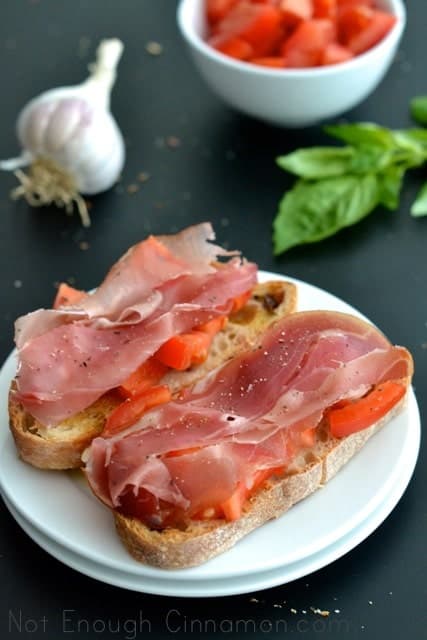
[2,427,419,598]
[0,272,420,583]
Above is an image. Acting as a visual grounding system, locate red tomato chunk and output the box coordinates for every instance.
[205,0,397,69]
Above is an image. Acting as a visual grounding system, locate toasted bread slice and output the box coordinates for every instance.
[114,391,408,569]
[9,280,297,470]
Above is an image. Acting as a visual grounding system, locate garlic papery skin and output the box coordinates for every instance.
[0,38,125,227]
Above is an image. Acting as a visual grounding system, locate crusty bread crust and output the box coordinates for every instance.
[8,281,297,470]
[113,391,409,569]
[8,390,121,470]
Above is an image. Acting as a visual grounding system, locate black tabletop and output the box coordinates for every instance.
[0,1,425,638]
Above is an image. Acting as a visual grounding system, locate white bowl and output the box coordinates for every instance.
[177,0,406,127]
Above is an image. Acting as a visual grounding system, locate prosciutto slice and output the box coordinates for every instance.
[13,223,257,426]
[84,311,413,525]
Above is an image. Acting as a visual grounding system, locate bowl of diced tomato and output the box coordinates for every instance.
[177,0,406,127]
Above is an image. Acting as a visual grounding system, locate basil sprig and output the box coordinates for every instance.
[273,116,427,255]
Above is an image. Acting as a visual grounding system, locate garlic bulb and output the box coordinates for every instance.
[0,38,125,226]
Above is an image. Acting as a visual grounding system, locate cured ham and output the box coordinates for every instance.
[84,311,413,528]
[13,223,257,426]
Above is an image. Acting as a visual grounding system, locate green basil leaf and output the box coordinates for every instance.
[410,182,427,217]
[410,96,427,126]
[393,129,427,152]
[396,128,427,147]
[273,174,380,255]
[389,130,427,172]
[349,146,393,173]
[377,166,405,210]
[276,147,355,178]
[325,123,396,149]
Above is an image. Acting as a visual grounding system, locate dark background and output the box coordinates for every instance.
[0,1,425,638]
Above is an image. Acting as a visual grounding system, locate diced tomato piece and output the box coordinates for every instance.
[219,464,285,521]
[299,426,317,448]
[118,357,169,398]
[250,56,287,67]
[208,33,254,59]
[156,313,229,371]
[251,465,285,489]
[328,381,406,438]
[231,289,252,312]
[346,10,396,54]
[157,293,249,374]
[321,42,353,64]
[118,486,186,529]
[216,3,285,57]
[206,0,239,26]
[282,19,335,67]
[155,331,212,371]
[280,0,313,27]
[337,5,372,43]
[220,482,247,521]
[118,486,158,521]
[328,398,352,411]
[53,282,86,309]
[195,315,228,335]
[337,0,374,7]
[313,0,336,19]
[103,385,172,436]
[205,0,394,68]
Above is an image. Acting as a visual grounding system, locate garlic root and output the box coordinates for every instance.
[12,158,90,228]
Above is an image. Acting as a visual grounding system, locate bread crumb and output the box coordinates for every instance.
[79,241,90,251]
[290,608,297,614]
[166,136,181,149]
[249,597,259,603]
[368,600,373,606]
[273,604,282,609]
[145,41,163,56]
[334,609,341,614]
[311,607,330,617]
[138,172,150,183]
[127,183,139,194]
